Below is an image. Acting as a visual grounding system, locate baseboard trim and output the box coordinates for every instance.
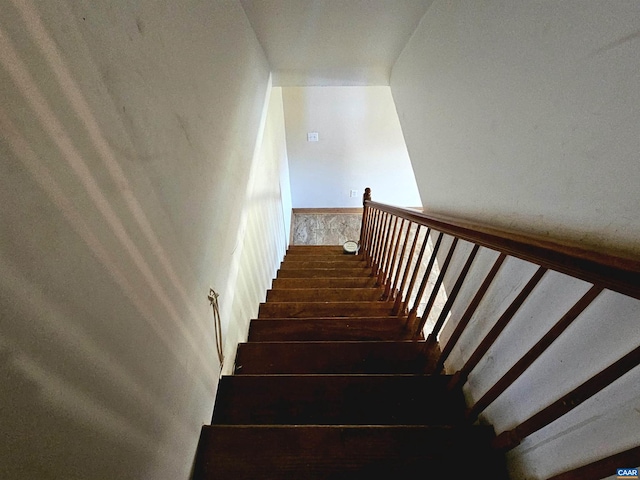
[292,208,364,214]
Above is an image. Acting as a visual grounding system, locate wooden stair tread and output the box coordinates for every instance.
[283,255,364,263]
[277,268,371,278]
[258,301,395,318]
[248,318,415,341]
[271,277,377,289]
[212,374,464,425]
[193,246,508,479]
[266,287,384,302]
[279,259,368,269]
[286,245,344,257]
[248,317,413,342]
[283,253,361,259]
[234,341,439,374]
[194,425,508,480]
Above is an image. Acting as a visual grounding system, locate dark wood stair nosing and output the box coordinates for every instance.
[212,374,465,426]
[271,277,379,289]
[234,340,439,375]
[247,318,417,342]
[193,424,508,480]
[265,287,385,302]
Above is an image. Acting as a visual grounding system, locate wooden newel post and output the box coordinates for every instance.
[362,187,371,204]
[359,188,372,256]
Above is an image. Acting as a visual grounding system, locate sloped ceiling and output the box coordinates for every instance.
[240,0,434,86]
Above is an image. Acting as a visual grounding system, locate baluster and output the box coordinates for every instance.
[367,209,382,268]
[413,237,461,336]
[373,212,391,278]
[370,210,382,273]
[405,232,445,330]
[362,206,374,259]
[383,219,406,300]
[448,265,547,391]
[375,212,392,279]
[435,253,506,373]
[392,225,424,315]
[359,204,369,253]
[424,244,480,343]
[373,210,387,272]
[466,285,603,423]
[364,208,375,265]
[388,221,412,301]
[395,228,431,316]
[361,208,370,260]
[378,216,399,287]
[493,344,640,451]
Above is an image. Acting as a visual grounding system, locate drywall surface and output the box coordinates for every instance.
[240,0,434,86]
[391,0,640,257]
[0,0,281,478]
[283,86,422,208]
[221,86,292,375]
[391,2,640,477]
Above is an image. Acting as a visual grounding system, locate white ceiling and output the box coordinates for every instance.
[239,0,434,86]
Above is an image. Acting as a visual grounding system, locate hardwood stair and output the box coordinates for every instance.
[234,340,437,374]
[247,317,415,342]
[266,287,384,302]
[193,245,508,479]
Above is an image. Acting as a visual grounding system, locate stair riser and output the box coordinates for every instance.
[266,288,384,302]
[283,255,364,262]
[248,319,415,341]
[283,255,363,262]
[279,260,367,270]
[194,425,507,480]
[271,277,377,289]
[212,375,465,425]
[277,268,371,278]
[286,246,345,253]
[234,341,438,374]
[258,301,394,318]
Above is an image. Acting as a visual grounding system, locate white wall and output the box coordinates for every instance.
[283,86,422,208]
[239,0,435,87]
[0,0,287,479]
[391,0,640,257]
[222,86,292,375]
[391,2,640,478]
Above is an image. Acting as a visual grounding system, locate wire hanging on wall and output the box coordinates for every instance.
[207,288,224,369]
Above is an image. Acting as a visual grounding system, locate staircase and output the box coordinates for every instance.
[193,245,508,479]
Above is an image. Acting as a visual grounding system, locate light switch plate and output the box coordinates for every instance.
[307,132,319,142]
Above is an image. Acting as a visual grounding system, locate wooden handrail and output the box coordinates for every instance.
[366,200,640,300]
[361,189,640,475]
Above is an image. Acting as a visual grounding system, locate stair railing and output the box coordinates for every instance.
[359,188,640,466]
